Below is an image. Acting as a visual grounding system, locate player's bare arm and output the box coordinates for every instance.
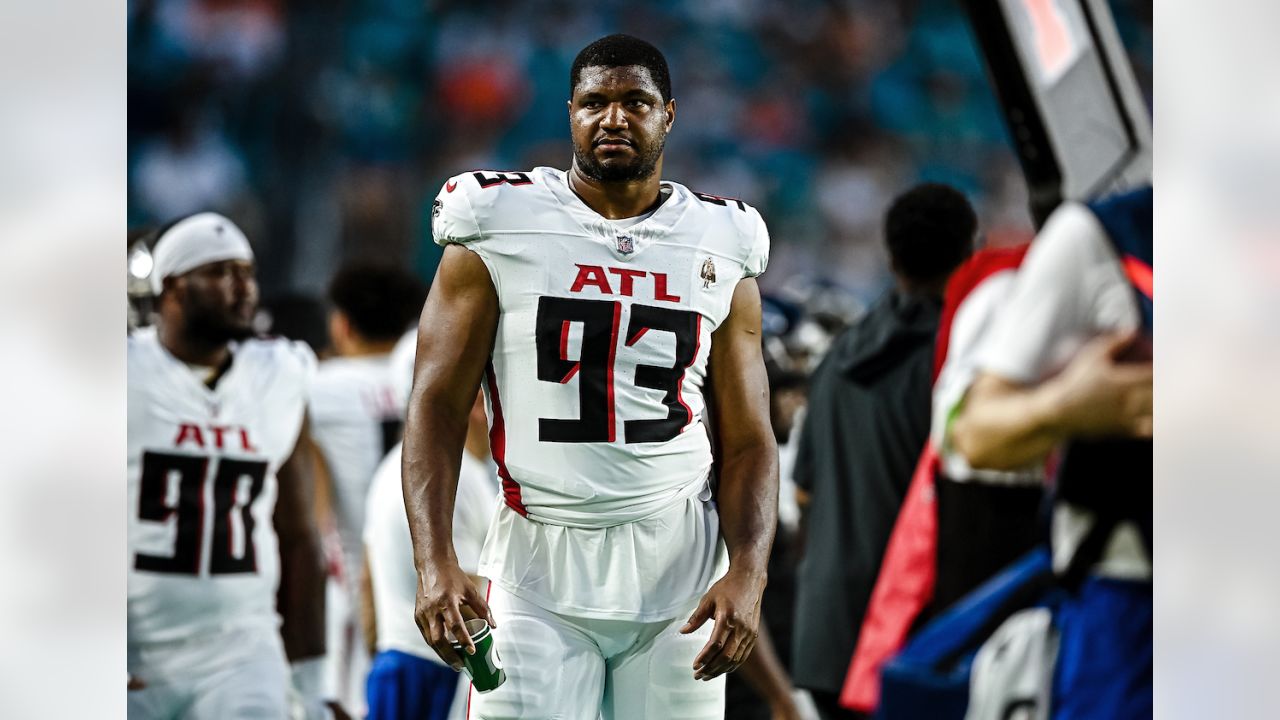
[681,277,779,680]
[953,331,1153,470]
[403,244,499,671]
[274,416,327,661]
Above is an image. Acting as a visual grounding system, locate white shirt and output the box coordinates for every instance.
[309,354,403,574]
[363,443,499,661]
[974,203,1150,579]
[127,328,315,645]
[934,267,1042,486]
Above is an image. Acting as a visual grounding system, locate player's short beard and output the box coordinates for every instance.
[574,134,666,183]
[183,295,254,346]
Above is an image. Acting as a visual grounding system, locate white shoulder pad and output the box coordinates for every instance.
[742,204,770,279]
[686,188,771,279]
[285,338,319,386]
[249,336,318,389]
[430,170,544,246]
[430,172,483,246]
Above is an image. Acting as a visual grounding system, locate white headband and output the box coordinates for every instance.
[149,212,254,295]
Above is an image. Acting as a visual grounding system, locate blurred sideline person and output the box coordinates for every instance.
[791,184,976,720]
[127,213,327,718]
[404,34,778,719]
[362,384,499,720]
[952,187,1153,719]
[838,242,1039,713]
[308,262,427,716]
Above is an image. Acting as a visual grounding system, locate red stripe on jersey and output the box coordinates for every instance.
[676,315,702,431]
[559,321,580,382]
[560,363,580,384]
[626,327,648,346]
[484,362,526,516]
[605,302,621,442]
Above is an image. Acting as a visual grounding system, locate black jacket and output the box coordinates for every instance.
[790,289,940,694]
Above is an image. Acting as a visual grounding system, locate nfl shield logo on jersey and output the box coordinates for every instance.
[615,234,635,255]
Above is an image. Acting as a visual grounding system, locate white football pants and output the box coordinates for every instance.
[466,583,724,720]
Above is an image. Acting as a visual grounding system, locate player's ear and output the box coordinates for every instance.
[160,275,181,303]
[664,98,676,131]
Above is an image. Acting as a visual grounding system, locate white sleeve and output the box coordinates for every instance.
[289,339,319,392]
[430,173,482,246]
[742,207,770,278]
[974,204,1107,384]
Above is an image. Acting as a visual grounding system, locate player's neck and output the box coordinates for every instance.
[568,163,665,220]
[894,274,947,301]
[334,337,397,358]
[158,320,231,370]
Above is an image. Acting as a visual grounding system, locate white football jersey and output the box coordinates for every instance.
[432,167,769,528]
[308,354,403,570]
[127,327,315,645]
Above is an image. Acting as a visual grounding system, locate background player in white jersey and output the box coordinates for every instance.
[362,381,499,720]
[127,213,328,719]
[309,261,427,716]
[403,34,779,719]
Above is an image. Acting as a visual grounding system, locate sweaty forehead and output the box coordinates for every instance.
[573,65,661,98]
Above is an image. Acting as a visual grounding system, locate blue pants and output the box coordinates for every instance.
[1051,577,1152,720]
[366,650,460,720]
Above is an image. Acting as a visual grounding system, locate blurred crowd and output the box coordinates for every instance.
[128,0,1151,306]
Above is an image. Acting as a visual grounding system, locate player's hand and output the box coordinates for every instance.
[326,700,354,720]
[680,568,766,680]
[1050,331,1153,437]
[414,559,496,671]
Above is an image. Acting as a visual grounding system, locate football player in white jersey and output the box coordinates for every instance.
[403,35,779,719]
[127,213,328,719]
[309,262,427,715]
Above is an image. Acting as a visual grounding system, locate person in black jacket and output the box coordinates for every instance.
[790,184,976,720]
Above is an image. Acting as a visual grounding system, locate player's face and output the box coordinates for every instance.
[176,259,259,342]
[570,65,674,183]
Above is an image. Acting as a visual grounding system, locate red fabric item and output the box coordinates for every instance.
[839,443,940,712]
[1121,255,1153,298]
[841,245,1030,712]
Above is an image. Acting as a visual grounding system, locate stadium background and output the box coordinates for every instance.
[127,0,1152,324]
